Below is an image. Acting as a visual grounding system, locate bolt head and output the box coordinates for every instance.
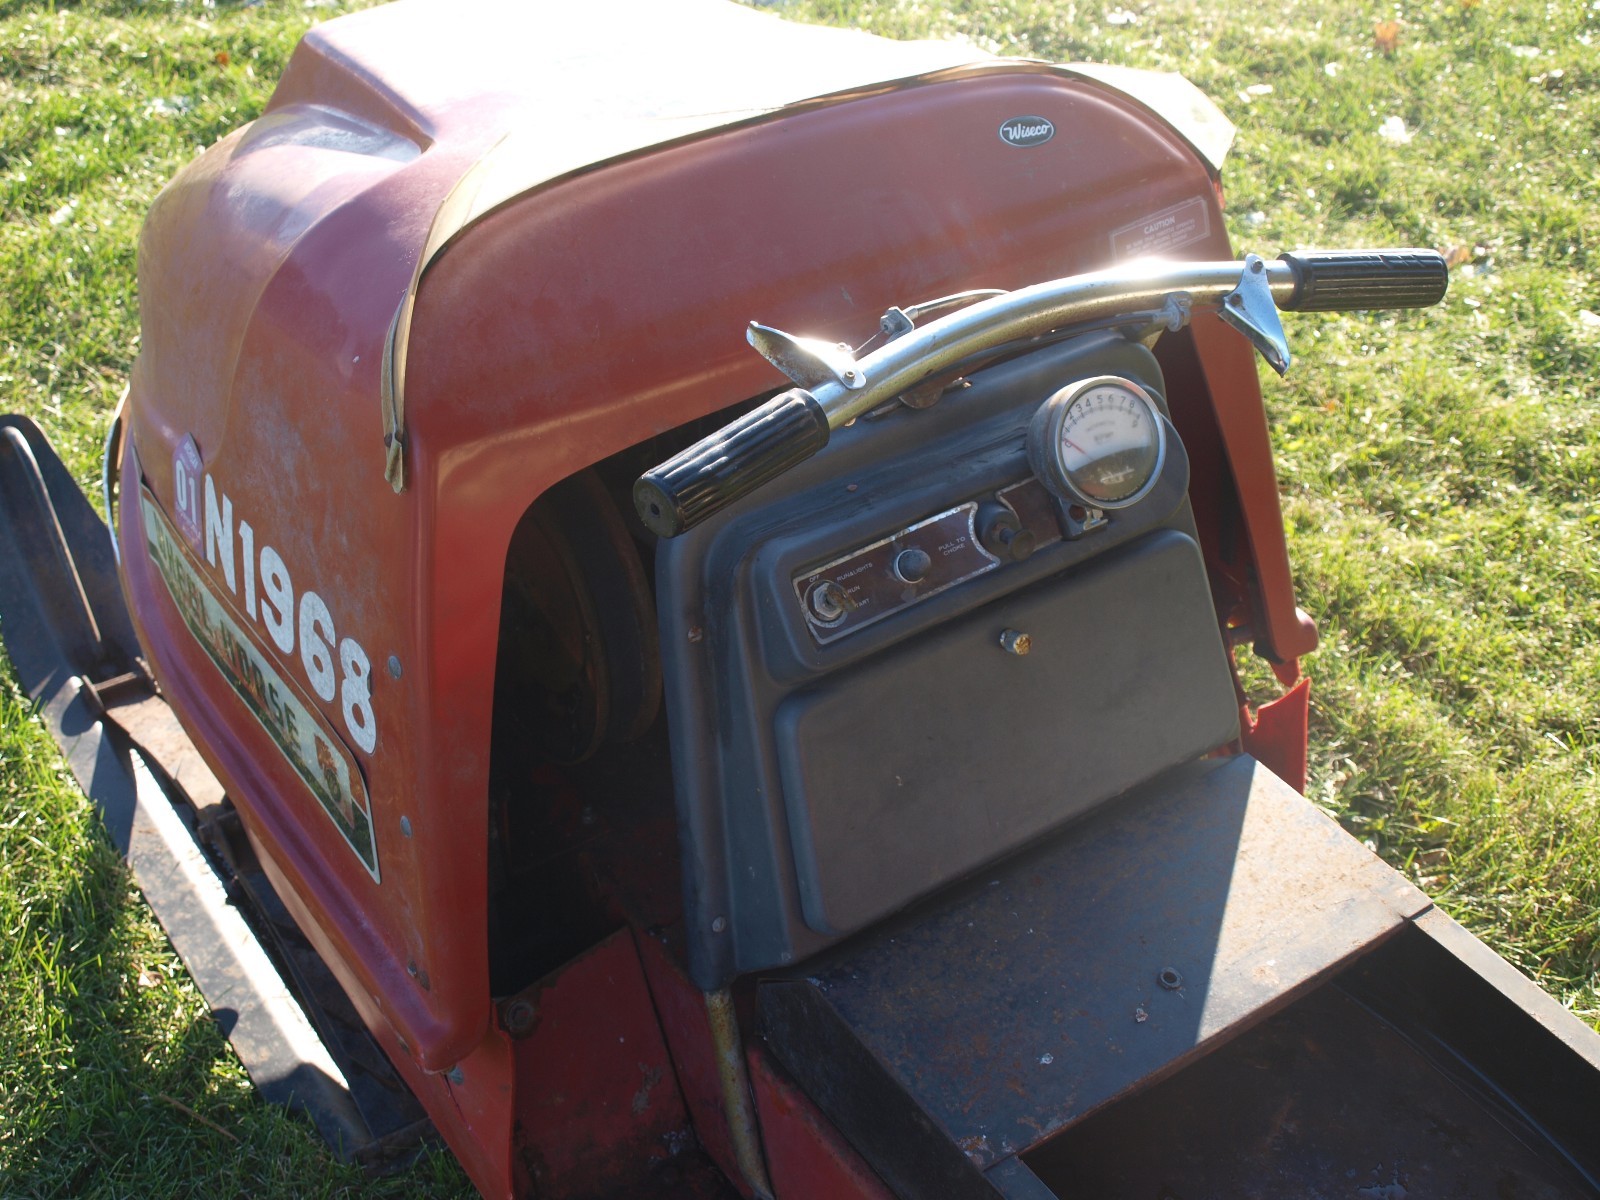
[503,999,536,1035]
[999,629,1032,656]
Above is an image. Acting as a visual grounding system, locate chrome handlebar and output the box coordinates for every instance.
[634,249,1447,538]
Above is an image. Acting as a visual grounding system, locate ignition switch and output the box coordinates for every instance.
[805,579,851,624]
[978,502,1036,563]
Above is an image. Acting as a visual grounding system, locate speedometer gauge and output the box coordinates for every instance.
[1026,375,1167,509]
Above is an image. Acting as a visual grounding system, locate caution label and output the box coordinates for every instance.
[1111,196,1212,259]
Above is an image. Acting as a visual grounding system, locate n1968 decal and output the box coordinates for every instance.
[171,435,376,756]
[143,489,379,880]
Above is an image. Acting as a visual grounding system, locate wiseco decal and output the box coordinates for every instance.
[172,438,376,755]
[143,489,380,880]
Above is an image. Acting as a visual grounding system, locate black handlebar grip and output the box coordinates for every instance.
[634,388,831,537]
[1278,248,1448,312]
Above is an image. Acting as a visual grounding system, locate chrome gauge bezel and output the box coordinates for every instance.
[1026,374,1168,511]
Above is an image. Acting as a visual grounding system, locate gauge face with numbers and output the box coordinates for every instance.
[1026,375,1167,509]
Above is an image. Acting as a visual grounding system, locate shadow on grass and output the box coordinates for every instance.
[0,672,469,1199]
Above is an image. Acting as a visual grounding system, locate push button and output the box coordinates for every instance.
[894,548,932,583]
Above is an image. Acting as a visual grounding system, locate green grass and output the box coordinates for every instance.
[2,0,1598,1193]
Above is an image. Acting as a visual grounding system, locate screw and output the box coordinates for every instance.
[712,916,728,934]
[387,655,402,679]
[399,816,413,838]
[1159,967,1183,990]
[406,960,419,978]
[999,629,1032,656]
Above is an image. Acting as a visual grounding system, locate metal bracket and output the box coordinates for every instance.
[746,323,866,391]
[877,306,915,343]
[1130,292,1194,348]
[1154,291,1193,334]
[877,289,1008,346]
[1219,254,1292,375]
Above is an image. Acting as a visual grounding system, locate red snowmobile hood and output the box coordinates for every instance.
[263,0,1234,487]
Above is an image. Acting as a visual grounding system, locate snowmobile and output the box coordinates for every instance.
[3,1,1597,1196]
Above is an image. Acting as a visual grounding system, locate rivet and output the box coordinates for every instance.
[447,1066,464,1085]
[687,626,704,644]
[387,655,402,679]
[406,960,419,977]
[400,815,413,838]
[712,916,728,934]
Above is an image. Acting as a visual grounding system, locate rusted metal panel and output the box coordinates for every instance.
[761,756,1430,1190]
[510,930,693,1198]
[1238,673,1310,794]
[1022,981,1594,1195]
[1185,311,1320,664]
[635,932,747,1189]
[748,1050,895,1200]
[1339,911,1600,1184]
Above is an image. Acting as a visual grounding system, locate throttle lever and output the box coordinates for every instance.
[1219,255,1292,375]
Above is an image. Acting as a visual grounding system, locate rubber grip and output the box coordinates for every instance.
[1278,249,1448,312]
[634,388,831,537]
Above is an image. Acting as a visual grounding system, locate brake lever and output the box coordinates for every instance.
[1218,254,1292,375]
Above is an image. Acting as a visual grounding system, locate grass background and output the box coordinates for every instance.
[1,0,1596,1194]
